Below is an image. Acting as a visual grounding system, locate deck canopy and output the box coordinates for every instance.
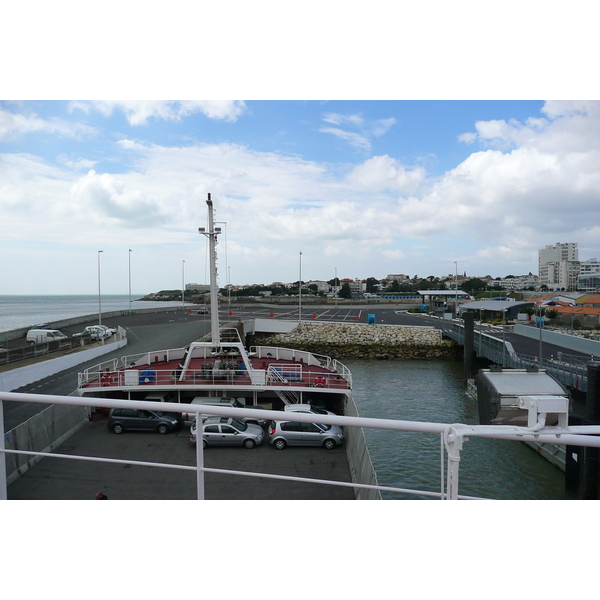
[460,300,535,319]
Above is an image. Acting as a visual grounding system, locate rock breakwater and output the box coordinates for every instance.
[251,322,459,360]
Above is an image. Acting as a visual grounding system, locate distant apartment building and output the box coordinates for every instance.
[185,283,210,292]
[538,242,579,291]
[386,274,409,282]
[307,280,331,293]
[578,258,600,292]
[489,273,539,291]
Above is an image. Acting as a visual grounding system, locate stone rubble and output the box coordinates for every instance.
[252,322,460,360]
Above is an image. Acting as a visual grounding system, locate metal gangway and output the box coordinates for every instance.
[441,320,593,391]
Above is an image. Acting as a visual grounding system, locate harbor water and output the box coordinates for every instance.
[349,359,565,500]
[0,295,184,334]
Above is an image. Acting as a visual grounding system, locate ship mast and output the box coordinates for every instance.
[199,193,221,344]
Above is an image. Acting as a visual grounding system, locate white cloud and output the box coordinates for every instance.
[382,249,406,260]
[318,126,371,149]
[69,170,169,227]
[4,100,600,293]
[0,107,95,140]
[346,155,425,194]
[70,100,246,125]
[319,113,397,150]
[57,155,98,171]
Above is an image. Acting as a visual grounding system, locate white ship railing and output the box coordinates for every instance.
[3,391,600,500]
[77,367,350,390]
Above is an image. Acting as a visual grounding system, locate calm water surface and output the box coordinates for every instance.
[0,295,185,333]
[349,359,565,500]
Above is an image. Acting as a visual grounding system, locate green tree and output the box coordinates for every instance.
[460,278,488,293]
[338,282,352,298]
[365,277,379,293]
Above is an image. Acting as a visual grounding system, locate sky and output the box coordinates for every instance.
[2,4,599,296]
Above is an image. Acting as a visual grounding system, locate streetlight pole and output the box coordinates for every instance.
[299,252,302,325]
[97,250,103,327]
[182,260,185,311]
[334,267,338,307]
[538,305,544,366]
[454,261,458,317]
[502,307,507,366]
[128,249,132,314]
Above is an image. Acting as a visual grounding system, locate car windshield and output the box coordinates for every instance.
[230,418,248,431]
[317,424,331,431]
[310,406,327,415]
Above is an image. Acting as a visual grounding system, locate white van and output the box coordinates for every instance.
[180,396,269,427]
[26,329,68,345]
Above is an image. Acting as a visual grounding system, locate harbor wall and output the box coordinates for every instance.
[250,322,460,360]
[0,338,127,392]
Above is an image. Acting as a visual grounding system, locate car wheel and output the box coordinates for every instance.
[157,424,169,435]
[323,438,336,450]
[202,439,207,448]
[274,438,286,450]
[112,424,124,434]
[243,438,256,449]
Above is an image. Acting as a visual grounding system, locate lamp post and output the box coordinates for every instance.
[479,308,483,354]
[454,261,458,317]
[97,250,103,327]
[182,260,185,311]
[334,267,338,307]
[538,305,544,366]
[299,252,302,325]
[128,249,132,314]
[502,307,507,366]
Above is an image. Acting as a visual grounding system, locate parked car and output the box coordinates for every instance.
[107,408,181,435]
[99,324,117,336]
[79,325,110,340]
[26,328,68,345]
[284,404,335,417]
[268,420,344,450]
[190,416,264,448]
[182,397,268,427]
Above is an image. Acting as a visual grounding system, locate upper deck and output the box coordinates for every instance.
[76,330,352,400]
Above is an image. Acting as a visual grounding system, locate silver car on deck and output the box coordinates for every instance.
[268,420,344,450]
[190,416,264,449]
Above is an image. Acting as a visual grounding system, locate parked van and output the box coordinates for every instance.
[182,396,268,427]
[26,329,68,345]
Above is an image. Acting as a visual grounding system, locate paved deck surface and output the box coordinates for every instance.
[7,414,355,500]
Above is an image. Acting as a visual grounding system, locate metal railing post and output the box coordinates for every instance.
[0,400,7,500]
[444,425,464,500]
[196,416,205,500]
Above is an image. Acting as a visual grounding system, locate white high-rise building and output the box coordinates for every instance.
[538,243,579,290]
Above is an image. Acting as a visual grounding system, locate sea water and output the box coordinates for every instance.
[0,295,185,334]
[349,359,565,500]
